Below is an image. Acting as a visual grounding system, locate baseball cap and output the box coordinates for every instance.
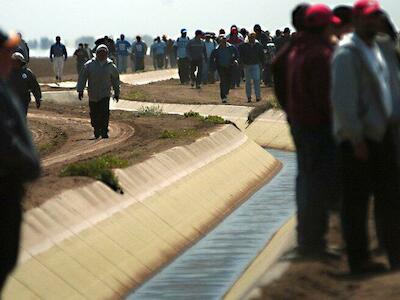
[11,52,26,63]
[181,28,187,34]
[353,0,382,17]
[96,44,109,53]
[305,4,342,28]
[0,30,20,49]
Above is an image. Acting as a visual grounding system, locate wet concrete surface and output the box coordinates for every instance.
[128,149,296,300]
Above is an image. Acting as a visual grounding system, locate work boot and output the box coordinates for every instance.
[94,130,100,139]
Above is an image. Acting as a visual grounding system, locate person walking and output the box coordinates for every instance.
[50,36,67,82]
[16,32,29,63]
[131,35,148,71]
[239,32,265,102]
[8,52,41,116]
[115,34,131,73]
[287,4,341,259]
[77,45,120,139]
[84,43,93,59]
[0,29,41,293]
[174,29,190,84]
[210,35,239,103]
[150,37,166,70]
[332,0,400,274]
[227,25,244,88]
[203,33,217,84]
[166,38,176,68]
[73,43,90,75]
[186,30,207,89]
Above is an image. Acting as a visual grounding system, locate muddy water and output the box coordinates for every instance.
[127,149,296,300]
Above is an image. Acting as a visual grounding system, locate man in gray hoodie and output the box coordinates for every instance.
[332,0,400,275]
[77,45,120,139]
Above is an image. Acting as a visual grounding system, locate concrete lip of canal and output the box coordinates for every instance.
[127,149,296,299]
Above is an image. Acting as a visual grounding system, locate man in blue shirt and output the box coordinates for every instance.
[131,35,148,71]
[150,37,166,70]
[186,30,207,89]
[50,36,67,82]
[115,34,131,73]
[174,29,190,84]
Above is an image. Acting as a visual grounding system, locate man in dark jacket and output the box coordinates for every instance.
[272,3,310,112]
[0,29,41,292]
[77,45,120,139]
[239,32,265,102]
[210,35,239,103]
[186,30,207,89]
[287,4,341,259]
[8,52,41,116]
[73,43,90,75]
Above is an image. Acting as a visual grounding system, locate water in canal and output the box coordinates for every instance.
[128,149,296,300]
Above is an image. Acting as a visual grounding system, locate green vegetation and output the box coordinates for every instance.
[184,110,227,124]
[60,154,128,193]
[124,89,148,101]
[160,128,198,139]
[265,95,281,110]
[138,105,163,116]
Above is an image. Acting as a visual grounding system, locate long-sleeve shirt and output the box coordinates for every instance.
[186,38,207,61]
[150,41,166,56]
[174,36,190,59]
[287,33,333,126]
[116,40,131,56]
[239,42,265,65]
[77,58,120,102]
[0,79,41,185]
[50,42,67,59]
[209,44,239,69]
[132,41,148,57]
[8,67,42,111]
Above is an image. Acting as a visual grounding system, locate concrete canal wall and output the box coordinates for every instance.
[3,125,281,299]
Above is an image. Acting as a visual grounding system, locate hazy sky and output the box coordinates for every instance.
[1,0,398,43]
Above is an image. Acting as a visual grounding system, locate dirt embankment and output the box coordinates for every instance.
[256,212,400,300]
[25,101,218,210]
[120,79,276,107]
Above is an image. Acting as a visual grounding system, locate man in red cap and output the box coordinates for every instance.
[332,0,400,274]
[0,29,41,292]
[287,4,341,259]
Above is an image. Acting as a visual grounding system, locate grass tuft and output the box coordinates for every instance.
[60,154,128,193]
[184,111,227,124]
[138,105,163,116]
[160,128,198,139]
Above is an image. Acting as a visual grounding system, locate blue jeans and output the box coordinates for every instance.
[290,124,339,250]
[244,64,261,100]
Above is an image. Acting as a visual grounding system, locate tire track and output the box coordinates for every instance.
[28,113,135,167]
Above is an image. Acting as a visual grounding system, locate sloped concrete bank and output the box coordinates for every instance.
[3,125,281,300]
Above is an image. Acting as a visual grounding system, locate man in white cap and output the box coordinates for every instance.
[77,44,120,139]
[8,52,41,116]
[174,29,190,84]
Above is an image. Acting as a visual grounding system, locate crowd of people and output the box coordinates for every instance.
[1,0,400,295]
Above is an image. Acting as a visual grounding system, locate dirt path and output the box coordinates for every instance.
[28,113,135,167]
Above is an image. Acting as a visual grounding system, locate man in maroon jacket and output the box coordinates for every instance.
[287,4,341,258]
